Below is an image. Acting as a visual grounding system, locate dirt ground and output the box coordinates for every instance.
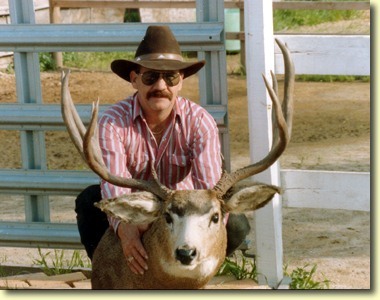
[0,15,371,289]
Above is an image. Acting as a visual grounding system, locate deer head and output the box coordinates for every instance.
[61,39,294,288]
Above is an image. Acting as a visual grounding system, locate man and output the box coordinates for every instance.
[75,25,250,276]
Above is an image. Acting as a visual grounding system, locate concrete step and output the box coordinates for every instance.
[0,271,90,289]
[1,270,269,290]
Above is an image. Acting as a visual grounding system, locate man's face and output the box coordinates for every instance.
[130,67,184,115]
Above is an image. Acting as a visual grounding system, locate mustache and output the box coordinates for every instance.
[147,90,173,100]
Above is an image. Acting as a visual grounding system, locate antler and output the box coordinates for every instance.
[61,69,173,200]
[213,38,295,198]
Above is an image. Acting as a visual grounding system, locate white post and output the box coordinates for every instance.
[244,0,283,287]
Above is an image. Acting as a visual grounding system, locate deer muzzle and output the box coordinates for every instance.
[175,247,197,265]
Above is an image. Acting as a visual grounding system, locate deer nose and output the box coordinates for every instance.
[175,247,197,265]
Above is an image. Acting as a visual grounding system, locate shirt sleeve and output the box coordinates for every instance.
[98,113,132,231]
[190,110,222,189]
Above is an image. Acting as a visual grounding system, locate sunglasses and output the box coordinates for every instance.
[138,71,181,87]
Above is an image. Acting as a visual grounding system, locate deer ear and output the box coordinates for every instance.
[224,183,281,213]
[95,192,162,225]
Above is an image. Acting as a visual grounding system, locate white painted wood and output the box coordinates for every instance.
[274,35,370,76]
[281,170,370,211]
[244,0,283,288]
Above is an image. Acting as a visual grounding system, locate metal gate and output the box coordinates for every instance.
[0,0,229,248]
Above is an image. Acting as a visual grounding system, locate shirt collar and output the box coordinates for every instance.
[173,97,183,121]
[132,92,143,122]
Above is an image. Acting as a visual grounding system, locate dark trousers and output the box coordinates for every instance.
[75,185,250,260]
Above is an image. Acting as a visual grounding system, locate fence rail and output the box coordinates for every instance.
[0,169,98,195]
[0,103,226,130]
[0,222,81,248]
[274,34,370,76]
[0,1,370,17]
[281,170,370,211]
[0,22,224,51]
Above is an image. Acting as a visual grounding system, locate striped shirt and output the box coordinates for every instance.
[98,93,222,229]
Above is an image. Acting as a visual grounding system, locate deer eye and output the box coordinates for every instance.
[211,213,219,224]
[164,212,173,224]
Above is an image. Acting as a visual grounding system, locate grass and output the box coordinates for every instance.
[63,51,134,71]
[217,253,330,289]
[0,256,8,277]
[38,51,135,72]
[217,254,258,281]
[273,0,364,32]
[284,263,330,289]
[32,247,91,276]
[296,74,370,83]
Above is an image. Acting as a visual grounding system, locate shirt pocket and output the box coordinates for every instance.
[128,152,149,174]
[167,154,192,186]
[168,154,190,168]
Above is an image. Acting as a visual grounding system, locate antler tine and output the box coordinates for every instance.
[61,69,86,160]
[277,39,295,136]
[61,69,105,167]
[150,164,173,197]
[63,70,86,138]
[271,69,278,97]
[213,39,295,197]
[270,70,279,148]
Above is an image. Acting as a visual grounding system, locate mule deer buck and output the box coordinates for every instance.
[61,39,294,289]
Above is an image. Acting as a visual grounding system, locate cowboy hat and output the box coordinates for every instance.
[111,25,205,82]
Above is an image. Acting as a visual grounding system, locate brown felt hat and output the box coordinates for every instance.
[111,25,205,82]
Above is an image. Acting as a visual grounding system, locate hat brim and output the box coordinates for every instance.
[111,59,205,82]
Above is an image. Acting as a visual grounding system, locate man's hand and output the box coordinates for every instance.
[117,222,149,275]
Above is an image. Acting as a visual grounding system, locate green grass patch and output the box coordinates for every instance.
[38,51,135,72]
[32,247,91,276]
[273,0,364,31]
[217,254,330,289]
[296,74,370,82]
[63,51,134,71]
[217,255,258,281]
[284,263,330,289]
